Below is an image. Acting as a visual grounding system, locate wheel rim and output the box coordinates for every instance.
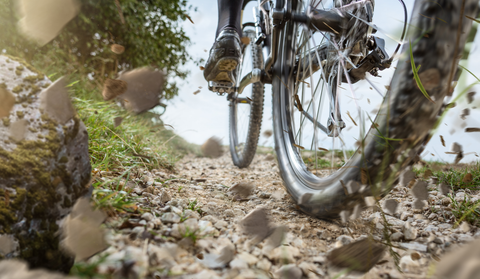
[275,0,384,190]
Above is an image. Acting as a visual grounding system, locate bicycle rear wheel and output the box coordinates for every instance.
[229,30,265,168]
[272,0,478,219]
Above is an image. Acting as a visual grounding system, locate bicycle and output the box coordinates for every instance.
[220,0,478,219]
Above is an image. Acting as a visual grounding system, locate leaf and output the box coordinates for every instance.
[409,41,435,103]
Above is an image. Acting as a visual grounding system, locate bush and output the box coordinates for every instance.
[0,0,194,99]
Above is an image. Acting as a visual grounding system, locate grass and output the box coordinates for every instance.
[186,199,203,215]
[71,79,198,172]
[414,161,480,226]
[414,162,480,191]
[449,195,480,226]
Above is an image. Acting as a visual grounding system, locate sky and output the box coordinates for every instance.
[161,0,480,163]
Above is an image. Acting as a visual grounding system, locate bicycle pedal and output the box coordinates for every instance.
[208,81,236,94]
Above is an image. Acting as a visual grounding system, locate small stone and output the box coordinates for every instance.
[256,258,272,271]
[228,181,255,199]
[259,192,271,199]
[263,225,287,254]
[9,119,27,142]
[270,246,299,264]
[335,235,353,247]
[237,252,258,266]
[214,220,228,230]
[412,199,426,210]
[459,221,470,233]
[399,255,420,273]
[141,212,154,222]
[425,225,438,232]
[160,190,171,204]
[161,212,180,223]
[299,193,313,205]
[239,207,273,243]
[0,88,15,118]
[113,117,123,128]
[411,180,428,201]
[274,264,302,279]
[398,242,427,252]
[339,210,350,224]
[399,166,415,187]
[350,204,362,220]
[224,209,235,217]
[457,234,474,242]
[403,222,418,241]
[364,196,376,207]
[467,91,476,104]
[110,44,125,54]
[201,137,223,158]
[0,235,17,255]
[327,238,385,272]
[229,257,248,269]
[39,77,75,124]
[265,154,275,161]
[390,232,403,242]
[383,199,398,215]
[346,180,360,194]
[451,142,462,153]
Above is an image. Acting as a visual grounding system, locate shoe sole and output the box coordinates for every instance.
[210,58,238,83]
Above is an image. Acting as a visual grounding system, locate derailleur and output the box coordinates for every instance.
[343,36,392,84]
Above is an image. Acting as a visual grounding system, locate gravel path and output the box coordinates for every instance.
[88,151,480,279]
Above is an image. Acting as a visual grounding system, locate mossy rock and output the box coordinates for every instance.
[0,55,91,273]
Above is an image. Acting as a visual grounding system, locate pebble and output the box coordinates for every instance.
[457,234,474,242]
[399,242,427,252]
[391,232,404,241]
[274,264,302,279]
[214,220,228,230]
[459,221,470,233]
[404,222,418,240]
[141,212,154,222]
[256,258,272,271]
[335,235,353,247]
[399,166,415,187]
[229,257,248,269]
[399,255,420,273]
[161,212,181,223]
[411,180,428,200]
[224,209,235,217]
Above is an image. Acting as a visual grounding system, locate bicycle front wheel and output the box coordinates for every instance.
[272,0,478,219]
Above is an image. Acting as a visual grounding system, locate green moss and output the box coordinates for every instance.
[30,84,41,95]
[2,118,10,127]
[59,156,68,163]
[12,85,23,93]
[15,66,24,76]
[23,74,44,84]
[16,111,24,119]
[0,83,6,89]
[4,55,42,76]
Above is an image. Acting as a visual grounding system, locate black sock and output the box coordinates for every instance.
[216,0,244,38]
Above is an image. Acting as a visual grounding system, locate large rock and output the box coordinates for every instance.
[116,67,165,114]
[0,55,91,272]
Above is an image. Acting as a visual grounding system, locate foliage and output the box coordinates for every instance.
[449,195,480,226]
[0,0,194,99]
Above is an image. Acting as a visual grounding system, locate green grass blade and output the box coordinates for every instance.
[409,41,435,103]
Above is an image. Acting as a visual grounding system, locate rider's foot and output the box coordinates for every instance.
[204,28,242,89]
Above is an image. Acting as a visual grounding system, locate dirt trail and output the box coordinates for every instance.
[92,150,480,279]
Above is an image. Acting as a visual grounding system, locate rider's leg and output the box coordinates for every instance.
[204,0,243,88]
[216,0,243,38]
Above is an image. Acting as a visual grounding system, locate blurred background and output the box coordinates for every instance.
[162,0,480,163]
